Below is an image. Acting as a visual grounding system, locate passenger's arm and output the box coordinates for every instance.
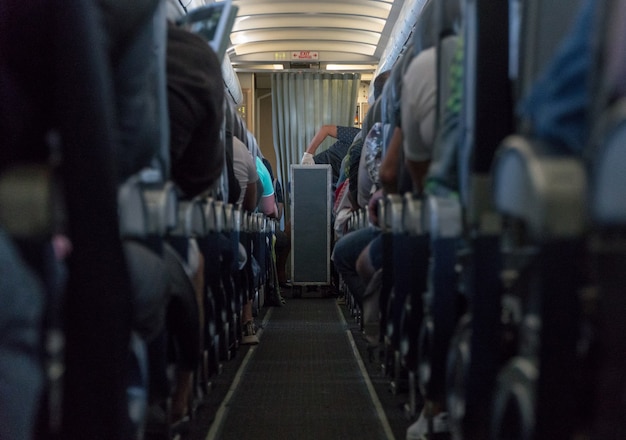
[406,159,431,195]
[259,194,278,218]
[302,125,339,164]
[242,181,258,212]
[305,125,339,154]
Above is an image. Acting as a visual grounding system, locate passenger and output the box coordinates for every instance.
[233,136,259,213]
[259,158,289,304]
[231,136,262,345]
[401,44,449,440]
[255,156,279,219]
[394,2,462,436]
[332,120,386,307]
[344,70,392,209]
[166,23,225,196]
[300,124,361,186]
[331,71,391,307]
[354,42,437,344]
[239,155,279,344]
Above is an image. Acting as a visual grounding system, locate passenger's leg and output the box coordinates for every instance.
[356,233,383,285]
[331,227,380,306]
[241,300,259,345]
[163,246,201,423]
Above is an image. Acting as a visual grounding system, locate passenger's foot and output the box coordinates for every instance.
[241,320,259,345]
[406,410,449,440]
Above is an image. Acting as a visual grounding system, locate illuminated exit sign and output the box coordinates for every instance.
[291,51,319,60]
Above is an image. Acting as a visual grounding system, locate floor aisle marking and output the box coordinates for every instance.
[337,304,396,440]
[205,307,274,440]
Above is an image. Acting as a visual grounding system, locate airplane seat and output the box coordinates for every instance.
[206,200,233,361]
[588,105,626,440]
[413,0,464,416]
[245,212,270,313]
[587,1,626,435]
[223,203,243,351]
[488,0,591,438]
[440,0,514,437]
[363,198,392,370]
[0,165,62,438]
[239,211,254,306]
[250,213,266,315]
[380,43,416,159]
[118,172,177,339]
[338,208,367,318]
[198,200,222,376]
[170,198,212,401]
[374,43,424,389]
[397,193,429,418]
[381,193,404,388]
[118,170,185,438]
[591,101,626,227]
[493,135,587,243]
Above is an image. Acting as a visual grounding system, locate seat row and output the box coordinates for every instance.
[118,169,278,438]
[339,0,626,439]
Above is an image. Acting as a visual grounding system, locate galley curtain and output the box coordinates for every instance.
[271,72,360,203]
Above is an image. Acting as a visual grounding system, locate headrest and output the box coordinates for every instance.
[166,0,185,22]
[441,0,462,36]
[413,0,436,54]
[381,47,415,127]
[235,113,247,143]
[224,100,234,132]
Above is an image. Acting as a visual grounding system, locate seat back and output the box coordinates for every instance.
[118,169,178,250]
[458,0,513,224]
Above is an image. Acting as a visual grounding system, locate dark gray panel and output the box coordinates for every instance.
[290,165,331,284]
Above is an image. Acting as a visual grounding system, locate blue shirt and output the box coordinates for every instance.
[255,156,274,197]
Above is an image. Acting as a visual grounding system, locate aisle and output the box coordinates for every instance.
[206,297,395,440]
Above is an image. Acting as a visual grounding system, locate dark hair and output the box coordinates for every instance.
[261,157,275,181]
[373,70,392,100]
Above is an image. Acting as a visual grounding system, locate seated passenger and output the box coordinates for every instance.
[401,47,438,195]
[166,22,224,198]
[233,136,259,212]
[345,70,391,209]
[259,158,289,304]
[355,45,438,350]
[255,156,278,219]
[231,136,262,345]
[331,72,391,307]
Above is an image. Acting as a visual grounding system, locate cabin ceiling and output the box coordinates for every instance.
[226,0,405,75]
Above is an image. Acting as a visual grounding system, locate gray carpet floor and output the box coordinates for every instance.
[209,296,396,440]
